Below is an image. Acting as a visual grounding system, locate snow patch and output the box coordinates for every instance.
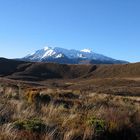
[81,49,92,53]
[42,49,56,58]
[77,53,86,58]
[55,54,63,58]
[44,46,52,51]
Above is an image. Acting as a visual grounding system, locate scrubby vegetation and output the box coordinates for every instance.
[13,119,46,132]
[0,80,140,140]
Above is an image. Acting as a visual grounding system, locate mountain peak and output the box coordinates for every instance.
[80,49,92,53]
[44,46,52,51]
[22,47,128,64]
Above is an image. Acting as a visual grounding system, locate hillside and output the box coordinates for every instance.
[0,58,139,81]
[88,63,140,78]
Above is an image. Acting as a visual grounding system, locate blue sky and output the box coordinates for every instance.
[0,0,139,62]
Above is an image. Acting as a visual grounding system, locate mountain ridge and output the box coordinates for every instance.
[22,46,128,64]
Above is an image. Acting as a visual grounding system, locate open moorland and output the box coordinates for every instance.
[0,58,140,140]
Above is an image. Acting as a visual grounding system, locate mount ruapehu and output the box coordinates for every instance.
[21,46,128,64]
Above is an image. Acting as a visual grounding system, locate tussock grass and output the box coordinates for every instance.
[0,83,140,140]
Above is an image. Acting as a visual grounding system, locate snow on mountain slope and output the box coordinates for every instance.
[42,48,56,58]
[24,46,65,61]
[23,46,128,64]
[81,49,92,53]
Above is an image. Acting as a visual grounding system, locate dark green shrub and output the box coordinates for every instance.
[87,117,105,133]
[13,118,46,133]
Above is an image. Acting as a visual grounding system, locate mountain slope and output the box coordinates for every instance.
[0,58,139,81]
[22,46,128,64]
[0,58,96,80]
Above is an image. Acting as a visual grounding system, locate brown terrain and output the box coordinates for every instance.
[0,58,140,140]
[0,57,140,79]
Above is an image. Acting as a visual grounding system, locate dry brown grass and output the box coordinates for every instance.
[0,79,140,140]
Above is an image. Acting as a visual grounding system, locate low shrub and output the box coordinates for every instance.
[87,117,105,134]
[13,118,46,133]
[25,90,51,105]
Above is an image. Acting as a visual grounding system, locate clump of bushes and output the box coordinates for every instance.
[13,118,46,133]
[25,90,51,105]
[87,117,105,134]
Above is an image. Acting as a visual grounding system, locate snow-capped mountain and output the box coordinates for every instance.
[24,47,64,60]
[22,46,128,64]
